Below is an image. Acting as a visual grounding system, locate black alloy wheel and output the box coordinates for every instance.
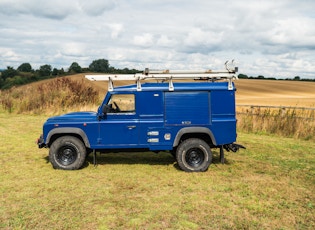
[56,145,78,166]
[185,148,205,168]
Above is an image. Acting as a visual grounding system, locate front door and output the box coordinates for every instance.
[99,94,139,147]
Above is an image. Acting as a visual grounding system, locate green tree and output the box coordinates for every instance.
[17,63,33,72]
[59,68,65,75]
[0,76,4,88]
[238,73,248,79]
[38,64,52,77]
[293,76,300,81]
[1,66,18,80]
[68,62,82,73]
[52,68,59,76]
[89,59,109,73]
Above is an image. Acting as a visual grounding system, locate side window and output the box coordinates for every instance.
[107,94,135,113]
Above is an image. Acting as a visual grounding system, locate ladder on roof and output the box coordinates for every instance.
[85,60,238,91]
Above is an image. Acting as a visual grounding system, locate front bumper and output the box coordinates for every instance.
[37,135,46,148]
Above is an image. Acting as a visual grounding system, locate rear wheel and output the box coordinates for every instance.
[49,136,87,170]
[176,138,212,172]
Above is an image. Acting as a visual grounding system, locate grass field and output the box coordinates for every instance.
[0,113,314,229]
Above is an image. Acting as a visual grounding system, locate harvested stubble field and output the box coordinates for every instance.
[0,75,315,229]
[236,79,315,107]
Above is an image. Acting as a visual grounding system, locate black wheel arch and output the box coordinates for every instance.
[173,127,216,148]
[46,128,91,148]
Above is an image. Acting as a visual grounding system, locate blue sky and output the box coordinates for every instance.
[1,0,315,78]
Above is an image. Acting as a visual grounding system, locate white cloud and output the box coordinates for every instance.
[0,48,20,62]
[78,0,116,16]
[266,17,315,49]
[156,35,176,48]
[183,28,224,54]
[107,23,124,39]
[60,42,87,57]
[132,33,154,48]
[0,0,73,19]
[0,0,116,19]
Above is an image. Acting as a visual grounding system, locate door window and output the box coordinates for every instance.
[107,94,135,113]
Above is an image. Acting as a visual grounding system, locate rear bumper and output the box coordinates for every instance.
[37,135,46,148]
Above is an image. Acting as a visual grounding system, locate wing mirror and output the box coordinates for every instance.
[102,104,112,114]
[97,104,112,120]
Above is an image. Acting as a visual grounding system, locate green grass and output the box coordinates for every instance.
[1,113,314,229]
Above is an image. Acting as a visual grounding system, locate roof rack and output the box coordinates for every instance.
[85,60,238,91]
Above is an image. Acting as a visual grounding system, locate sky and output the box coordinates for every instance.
[0,0,315,79]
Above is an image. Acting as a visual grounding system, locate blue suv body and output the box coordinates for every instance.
[38,79,243,172]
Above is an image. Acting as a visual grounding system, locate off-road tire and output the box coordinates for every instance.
[49,136,87,170]
[176,138,212,172]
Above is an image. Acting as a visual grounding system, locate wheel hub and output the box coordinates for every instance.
[186,148,204,167]
[57,146,77,166]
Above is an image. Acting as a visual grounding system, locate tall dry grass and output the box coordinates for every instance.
[237,106,315,141]
[0,78,101,114]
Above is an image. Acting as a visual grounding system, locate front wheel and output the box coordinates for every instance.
[49,136,87,170]
[176,138,212,172]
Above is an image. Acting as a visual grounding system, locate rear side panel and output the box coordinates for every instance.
[165,91,210,125]
[211,90,237,145]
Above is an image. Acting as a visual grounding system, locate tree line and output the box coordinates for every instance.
[0,59,139,90]
[1,60,314,90]
[238,74,315,82]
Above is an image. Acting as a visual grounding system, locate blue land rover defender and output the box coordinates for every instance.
[37,63,244,172]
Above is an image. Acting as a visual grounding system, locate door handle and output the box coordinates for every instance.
[127,125,136,129]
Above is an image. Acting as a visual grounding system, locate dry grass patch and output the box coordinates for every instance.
[237,106,315,141]
[0,77,100,114]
